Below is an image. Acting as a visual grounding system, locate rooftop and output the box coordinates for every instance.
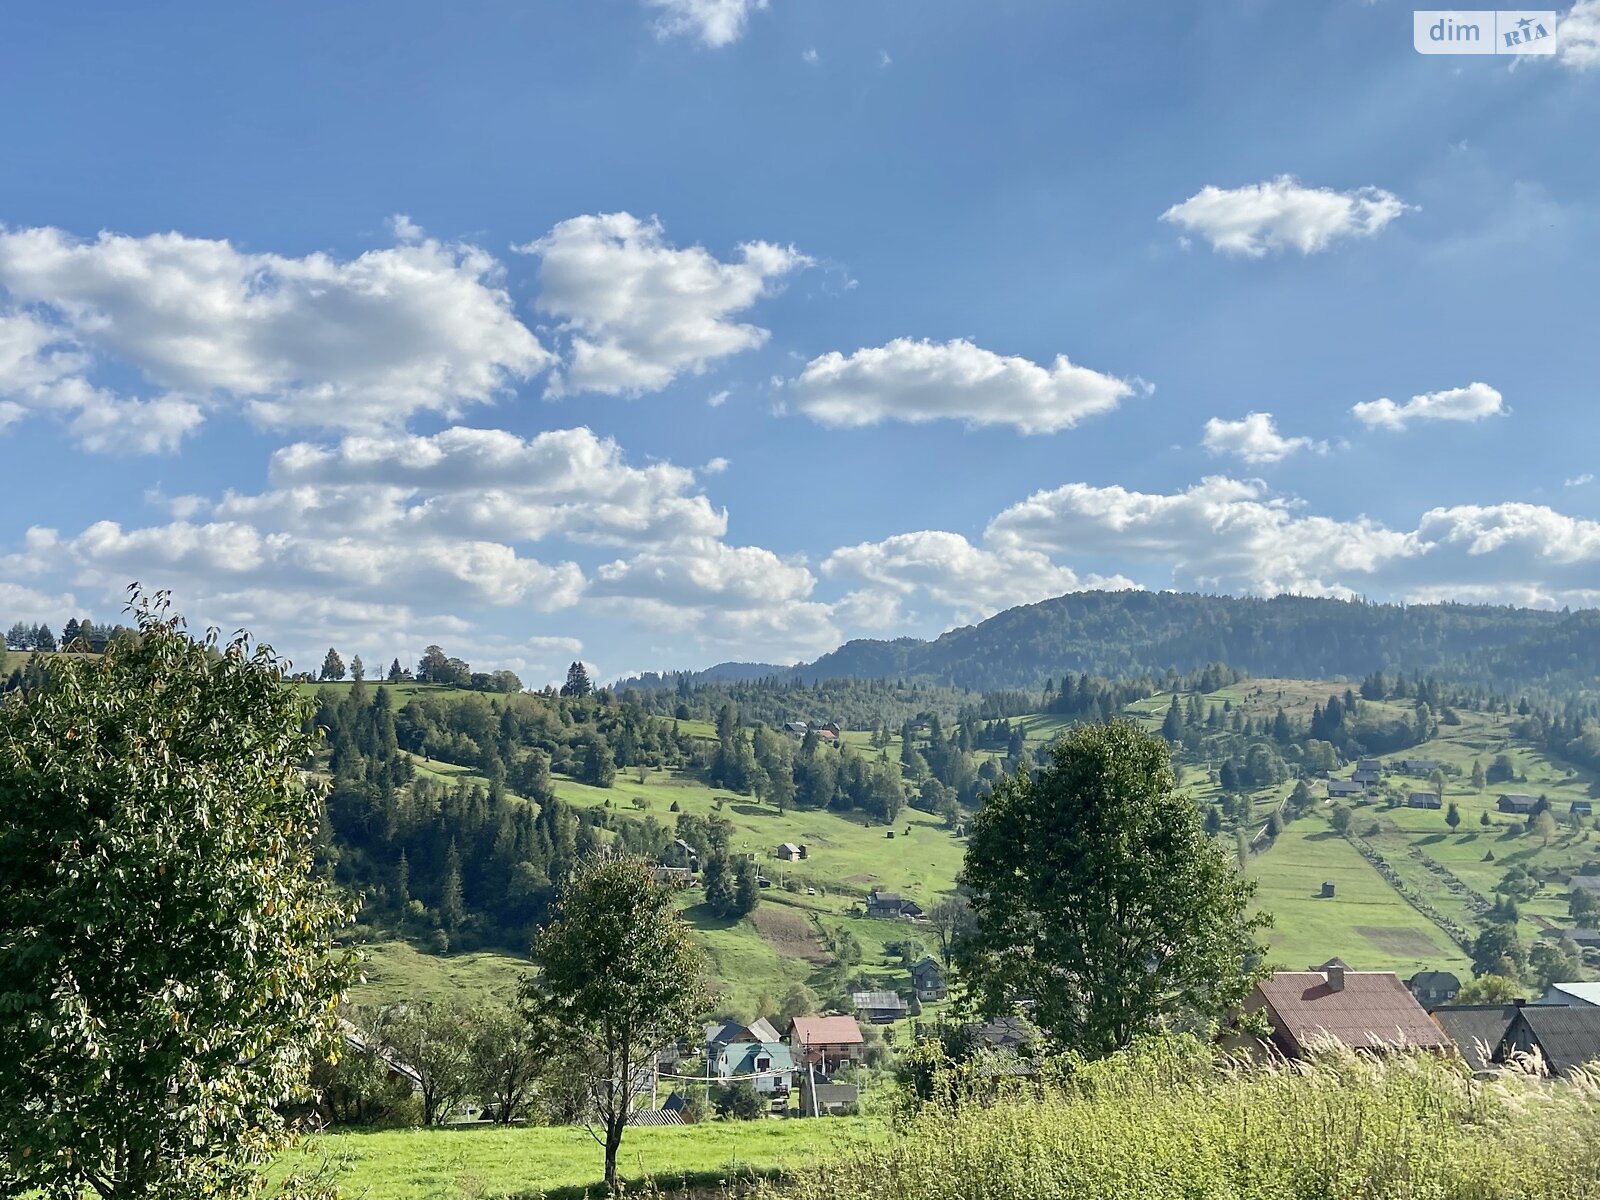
[1429,1004,1520,1073]
[790,1014,865,1045]
[1509,1005,1600,1076]
[1255,970,1452,1055]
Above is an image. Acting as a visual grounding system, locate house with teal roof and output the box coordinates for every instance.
[715,1039,793,1096]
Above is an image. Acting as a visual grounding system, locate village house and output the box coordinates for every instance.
[1429,1003,1523,1073]
[1537,981,1600,1007]
[853,990,910,1023]
[1406,792,1443,809]
[1498,793,1539,815]
[714,1039,793,1096]
[1396,758,1439,775]
[783,721,809,735]
[910,956,948,1001]
[1562,929,1600,951]
[1567,875,1600,896]
[1327,779,1366,800]
[776,842,807,861]
[1405,969,1461,1006]
[796,1070,858,1116]
[337,1018,422,1094]
[965,1015,1036,1054]
[866,889,920,918]
[1573,800,1594,818]
[789,1014,866,1072]
[703,1016,781,1058]
[652,865,694,888]
[1233,965,1451,1059]
[666,838,700,870]
[1498,1005,1600,1078]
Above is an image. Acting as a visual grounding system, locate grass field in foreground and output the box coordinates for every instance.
[279,1117,880,1200]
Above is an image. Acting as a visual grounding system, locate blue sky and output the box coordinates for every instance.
[2,0,1598,683]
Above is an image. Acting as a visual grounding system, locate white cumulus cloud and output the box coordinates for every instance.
[823,529,1137,624]
[0,221,549,449]
[1160,176,1411,256]
[642,0,768,47]
[1202,412,1325,464]
[522,212,809,397]
[789,337,1139,434]
[1352,382,1505,430]
[1559,0,1600,68]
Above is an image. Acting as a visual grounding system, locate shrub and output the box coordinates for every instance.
[712,1080,765,1121]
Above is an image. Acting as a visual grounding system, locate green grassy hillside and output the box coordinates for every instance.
[345,674,1600,1017]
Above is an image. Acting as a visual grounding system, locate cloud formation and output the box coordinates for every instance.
[973,476,1600,608]
[789,337,1138,434]
[1559,0,1600,68]
[1202,412,1325,463]
[642,0,768,47]
[0,223,549,450]
[823,530,1136,625]
[4,424,847,667]
[1160,176,1411,256]
[1351,382,1505,430]
[523,212,809,397]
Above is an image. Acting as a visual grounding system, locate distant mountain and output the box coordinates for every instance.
[633,591,1600,696]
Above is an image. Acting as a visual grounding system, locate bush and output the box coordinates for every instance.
[772,1036,1600,1200]
[712,1079,766,1121]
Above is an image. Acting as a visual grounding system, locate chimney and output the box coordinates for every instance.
[1326,965,1345,992]
[1515,998,1526,1007]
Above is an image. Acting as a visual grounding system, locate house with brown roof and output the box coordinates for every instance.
[789,1014,865,1072]
[1236,965,1452,1059]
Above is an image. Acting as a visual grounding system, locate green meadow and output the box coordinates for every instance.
[279,1117,881,1200]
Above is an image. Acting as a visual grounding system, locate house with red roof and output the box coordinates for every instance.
[1235,964,1452,1059]
[789,1014,865,1072]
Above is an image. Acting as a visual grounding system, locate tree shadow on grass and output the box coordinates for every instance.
[730,804,777,819]
[525,1163,789,1200]
[681,904,744,932]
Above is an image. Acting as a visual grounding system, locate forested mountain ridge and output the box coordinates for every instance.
[632,592,1600,696]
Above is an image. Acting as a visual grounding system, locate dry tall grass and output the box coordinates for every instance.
[771,1037,1600,1200]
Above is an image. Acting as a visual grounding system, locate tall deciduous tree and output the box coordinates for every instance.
[522,854,708,1191]
[378,1002,474,1126]
[927,894,974,969]
[960,719,1268,1058]
[470,1004,543,1124]
[0,589,352,1199]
